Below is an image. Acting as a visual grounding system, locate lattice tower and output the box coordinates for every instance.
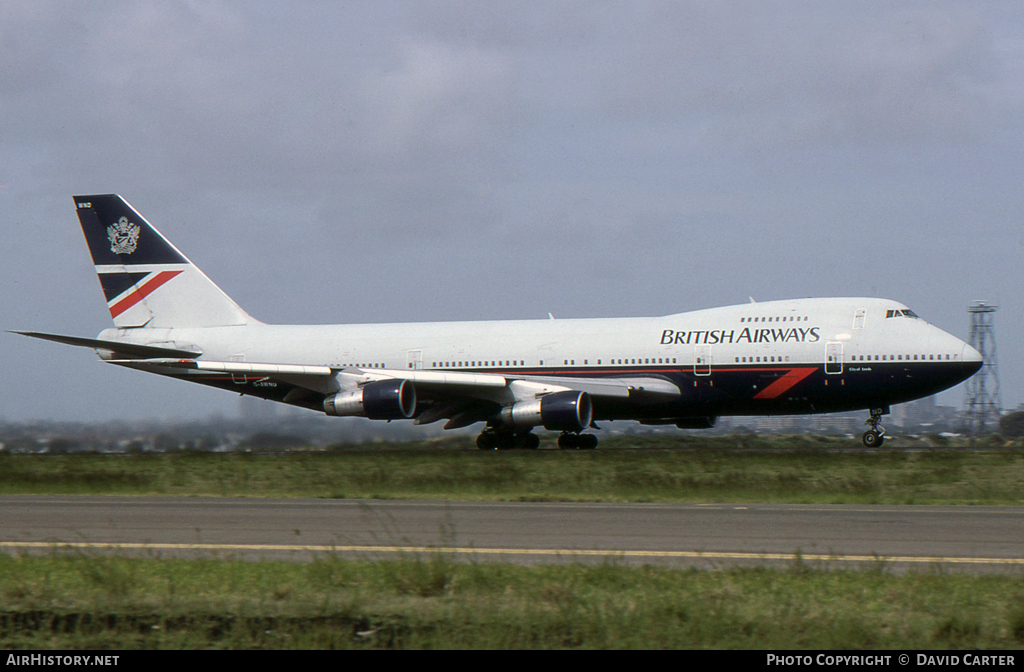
[962,301,1001,434]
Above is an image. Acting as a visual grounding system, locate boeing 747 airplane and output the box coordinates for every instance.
[16,195,983,449]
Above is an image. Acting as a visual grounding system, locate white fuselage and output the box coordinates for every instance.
[100,297,976,375]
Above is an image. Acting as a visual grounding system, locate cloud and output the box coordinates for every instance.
[355,39,515,160]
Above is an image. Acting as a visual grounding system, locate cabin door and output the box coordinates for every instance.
[407,349,423,370]
[825,342,843,375]
[694,345,712,376]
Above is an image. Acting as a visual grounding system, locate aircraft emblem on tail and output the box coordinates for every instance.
[107,216,140,255]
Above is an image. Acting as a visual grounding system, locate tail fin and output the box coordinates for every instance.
[73,195,257,328]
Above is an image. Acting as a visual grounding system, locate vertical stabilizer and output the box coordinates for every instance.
[73,195,257,328]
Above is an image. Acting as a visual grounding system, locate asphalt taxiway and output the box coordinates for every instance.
[2,496,1022,572]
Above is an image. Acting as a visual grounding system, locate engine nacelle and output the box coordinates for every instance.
[674,416,718,429]
[323,379,417,419]
[501,390,593,432]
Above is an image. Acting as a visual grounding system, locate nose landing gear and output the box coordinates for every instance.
[862,407,889,448]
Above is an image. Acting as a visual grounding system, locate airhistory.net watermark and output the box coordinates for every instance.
[6,656,119,667]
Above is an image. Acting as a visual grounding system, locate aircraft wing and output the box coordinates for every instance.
[104,357,676,398]
[17,330,680,403]
[20,328,681,427]
[503,374,680,401]
[108,358,334,376]
[108,358,680,403]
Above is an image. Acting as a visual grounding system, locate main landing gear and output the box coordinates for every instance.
[558,432,598,450]
[476,429,540,450]
[862,407,888,448]
[475,429,599,450]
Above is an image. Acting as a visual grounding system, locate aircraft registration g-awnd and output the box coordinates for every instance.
[16,195,983,449]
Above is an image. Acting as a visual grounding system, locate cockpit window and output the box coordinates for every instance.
[886,309,920,319]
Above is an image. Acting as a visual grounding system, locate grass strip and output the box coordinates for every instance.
[0,552,1023,649]
[1,435,1023,504]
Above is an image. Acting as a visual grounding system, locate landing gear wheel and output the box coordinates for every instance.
[558,433,579,450]
[494,433,516,450]
[862,430,884,448]
[862,407,888,448]
[558,433,598,450]
[518,432,541,450]
[479,429,540,450]
[476,431,498,450]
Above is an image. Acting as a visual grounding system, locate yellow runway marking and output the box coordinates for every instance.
[1,541,1022,566]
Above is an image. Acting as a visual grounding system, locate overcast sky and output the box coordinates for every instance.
[2,1,1022,423]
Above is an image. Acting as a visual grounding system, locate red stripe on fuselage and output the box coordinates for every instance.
[108,270,182,318]
[753,367,817,399]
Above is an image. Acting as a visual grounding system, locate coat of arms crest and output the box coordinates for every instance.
[107,216,140,255]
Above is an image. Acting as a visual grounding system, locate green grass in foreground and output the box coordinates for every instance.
[0,553,1023,649]
[1,435,1023,504]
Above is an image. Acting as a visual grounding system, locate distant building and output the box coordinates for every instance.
[809,415,860,434]
[891,396,959,432]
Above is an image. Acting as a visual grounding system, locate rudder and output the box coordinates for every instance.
[73,195,256,329]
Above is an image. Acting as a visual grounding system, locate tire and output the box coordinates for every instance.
[558,433,578,450]
[476,432,497,450]
[519,433,540,450]
[862,431,881,448]
[577,434,598,450]
[495,433,516,450]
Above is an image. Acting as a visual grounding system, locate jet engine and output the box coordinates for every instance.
[500,390,593,432]
[323,379,417,419]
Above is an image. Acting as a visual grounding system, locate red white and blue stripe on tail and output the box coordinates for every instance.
[95,267,183,319]
[74,195,255,329]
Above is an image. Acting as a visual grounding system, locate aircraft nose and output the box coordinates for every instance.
[961,343,983,376]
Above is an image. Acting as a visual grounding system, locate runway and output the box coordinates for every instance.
[2,496,1022,573]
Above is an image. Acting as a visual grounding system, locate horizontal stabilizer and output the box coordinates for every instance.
[11,331,201,359]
